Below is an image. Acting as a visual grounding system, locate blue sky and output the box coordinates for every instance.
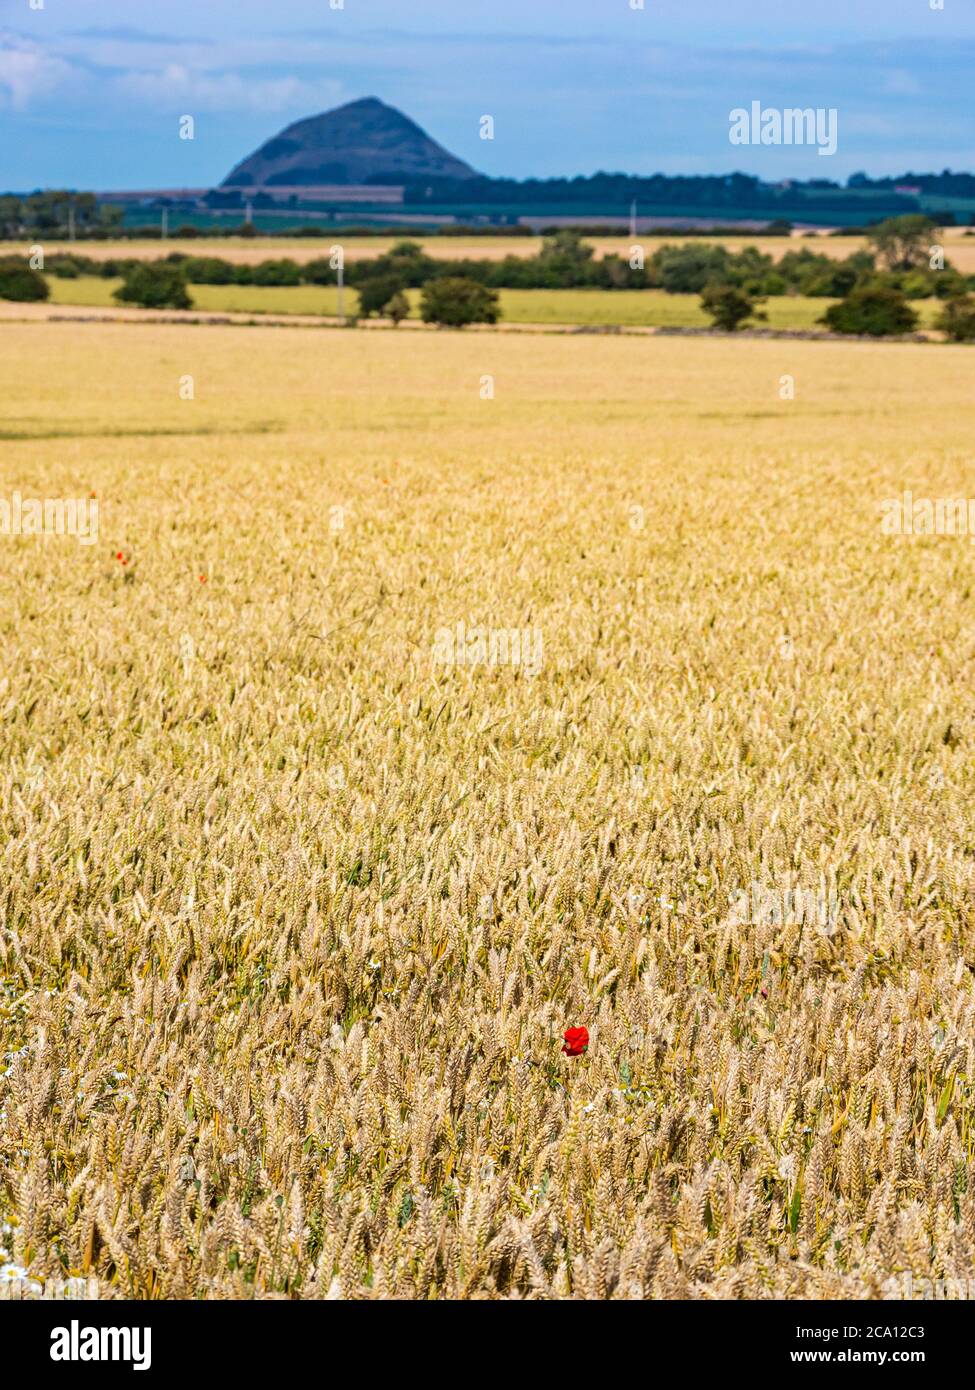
[1,0,973,189]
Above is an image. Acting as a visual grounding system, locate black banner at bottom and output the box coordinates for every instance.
[5,1295,971,1376]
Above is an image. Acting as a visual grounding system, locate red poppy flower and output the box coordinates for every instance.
[562,1026,589,1057]
[116,551,124,561]
[199,574,207,583]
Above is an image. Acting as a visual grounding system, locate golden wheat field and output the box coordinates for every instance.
[6,225,975,272]
[2,321,975,1300]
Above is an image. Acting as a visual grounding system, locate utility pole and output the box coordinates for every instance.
[67,201,76,242]
[630,199,637,238]
[161,207,168,239]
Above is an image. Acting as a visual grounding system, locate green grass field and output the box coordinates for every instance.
[44,276,349,318]
[42,275,945,331]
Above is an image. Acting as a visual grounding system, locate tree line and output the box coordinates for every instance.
[3,216,974,337]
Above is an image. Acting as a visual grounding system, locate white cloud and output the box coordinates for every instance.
[0,31,73,109]
[113,64,340,114]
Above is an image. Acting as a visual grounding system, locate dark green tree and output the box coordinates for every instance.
[357,275,407,318]
[384,291,410,326]
[419,277,500,327]
[182,257,237,284]
[653,243,734,293]
[867,215,938,272]
[700,282,765,331]
[0,261,50,302]
[355,240,436,288]
[114,262,193,309]
[937,296,975,342]
[250,258,301,286]
[821,284,919,336]
[535,230,596,286]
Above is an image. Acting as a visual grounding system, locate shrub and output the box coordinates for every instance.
[652,244,733,293]
[113,262,192,310]
[250,258,301,287]
[420,277,500,327]
[358,275,407,318]
[797,273,836,297]
[726,246,775,287]
[534,230,596,286]
[932,268,970,300]
[897,271,936,299]
[760,273,788,296]
[0,261,50,301]
[98,258,140,279]
[779,249,875,298]
[936,297,975,342]
[820,285,918,336]
[47,256,81,279]
[39,252,99,277]
[351,241,436,289]
[302,257,339,286]
[824,259,872,297]
[385,291,410,326]
[597,254,651,290]
[182,256,237,285]
[700,283,765,331]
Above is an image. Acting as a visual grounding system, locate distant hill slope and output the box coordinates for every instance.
[221,96,479,188]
